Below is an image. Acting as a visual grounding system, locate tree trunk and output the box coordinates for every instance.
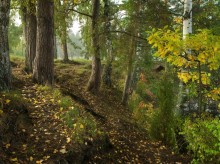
[20,5,27,57]
[122,36,136,105]
[87,0,101,92]
[177,0,192,111]
[121,0,140,105]
[62,27,69,62]
[183,0,192,38]
[25,0,37,73]
[33,0,54,86]
[0,0,11,91]
[54,31,57,59]
[102,0,114,87]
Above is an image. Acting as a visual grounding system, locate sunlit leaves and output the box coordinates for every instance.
[148,28,220,100]
[148,28,220,70]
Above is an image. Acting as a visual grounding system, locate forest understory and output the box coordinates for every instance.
[0,57,191,163]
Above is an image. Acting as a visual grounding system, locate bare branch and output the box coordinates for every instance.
[67,8,92,18]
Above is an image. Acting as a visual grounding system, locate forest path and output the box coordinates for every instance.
[0,59,190,163]
[55,61,191,163]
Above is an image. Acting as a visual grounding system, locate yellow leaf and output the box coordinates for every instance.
[5,99,11,104]
[60,148,67,154]
[66,137,71,143]
[80,124,84,129]
[6,143,10,149]
[0,110,3,115]
[30,156,33,161]
[10,158,18,162]
[36,160,43,164]
[53,149,58,153]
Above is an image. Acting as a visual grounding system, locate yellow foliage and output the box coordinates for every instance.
[148,28,220,100]
[178,72,191,83]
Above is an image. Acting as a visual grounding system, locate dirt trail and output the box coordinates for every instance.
[56,62,191,163]
[0,59,191,163]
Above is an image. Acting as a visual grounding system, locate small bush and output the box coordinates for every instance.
[148,74,177,148]
[182,116,220,163]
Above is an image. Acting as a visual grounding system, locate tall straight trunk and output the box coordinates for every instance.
[62,25,69,62]
[33,0,54,86]
[54,32,57,59]
[87,0,101,92]
[20,5,27,56]
[177,0,192,111]
[122,36,136,105]
[102,0,113,87]
[0,0,11,91]
[121,0,140,105]
[25,0,37,73]
[183,0,192,38]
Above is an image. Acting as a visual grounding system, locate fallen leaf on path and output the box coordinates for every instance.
[10,158,18,162]
[66,137,71,143]
[5,143,10,149]
[60,148,67,154]
[30,156,33,161]
[5,99,11,104]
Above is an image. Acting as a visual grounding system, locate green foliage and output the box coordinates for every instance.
[60,96,73,109]
[61,107,99,143]
[8,21,23,56]
[182,116,220,163]
[149,73,177,147]
[36,85,52,92]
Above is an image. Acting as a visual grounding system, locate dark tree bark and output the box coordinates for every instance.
[61,24,69,62]
[87,0,101,92]
[33,0,54,86]
[122,37,136,105]
[121,1,140,105]
[102,0,114,87]
[25,0,37,73]
[0,0,11,91]
[54,30,57,59]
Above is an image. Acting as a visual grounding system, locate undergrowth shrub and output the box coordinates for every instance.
[131,72,178,148]
[148,74,177,148]
[182,116,220,163]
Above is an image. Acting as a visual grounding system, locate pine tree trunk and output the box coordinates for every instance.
[87,0,101,92]
[54,32,57,59]
[121,1,140,105]
[122,37,136,105]
[0,0,11,91]
[33,0,54,86]
[25,0,37,73]
[62,28,69,62]
[20,5,27,57]
[102,0,113,87]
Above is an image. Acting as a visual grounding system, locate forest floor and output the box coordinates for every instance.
[0,57,191,163]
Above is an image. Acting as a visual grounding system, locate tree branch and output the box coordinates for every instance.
[67,8,92,18]
[108,30,147,41]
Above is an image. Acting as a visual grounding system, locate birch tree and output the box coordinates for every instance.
[183,0,192,38]
[177,0,192,110]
